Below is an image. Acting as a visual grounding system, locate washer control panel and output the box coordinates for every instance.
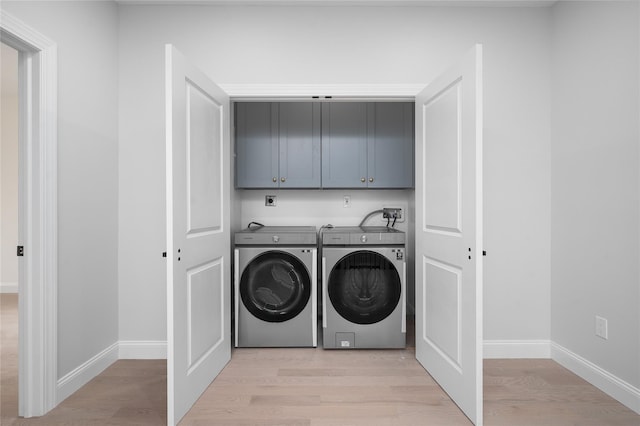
[322,226,405,246]
[393,248,404,260]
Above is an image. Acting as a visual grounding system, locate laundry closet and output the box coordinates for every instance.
[231,99,415,351]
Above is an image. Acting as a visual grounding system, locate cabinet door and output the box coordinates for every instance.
[235,102,278,188]
[367,102,414,188]
[279,102,321,188]
[321,102,368,188]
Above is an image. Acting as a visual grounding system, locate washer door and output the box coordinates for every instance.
[328,250,401,325]
[240,251,311,323]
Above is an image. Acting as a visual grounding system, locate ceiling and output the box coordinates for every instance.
[114,0,556,6]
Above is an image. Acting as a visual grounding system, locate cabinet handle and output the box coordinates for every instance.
[272,177,277,183]
[360,177,366,183]
[281,177,286,183]
[369,177,374,183]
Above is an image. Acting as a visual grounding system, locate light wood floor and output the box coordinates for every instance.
[2,294,638,425]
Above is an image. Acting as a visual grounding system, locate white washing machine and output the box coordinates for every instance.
[321,226,406,349]
[234,226,317,347]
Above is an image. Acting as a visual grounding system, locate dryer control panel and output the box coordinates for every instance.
[235,226,317,246]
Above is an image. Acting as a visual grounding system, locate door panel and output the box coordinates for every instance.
[423,84,462,232]
[279,102,321,188]
[321,102,368,188]
[424,258,461,370]
[187,259,224,371]
[235,102,278,188]
[415,45,483,425]
[368,102,414,188]
[166,45,231,426]
[187,82,223,233]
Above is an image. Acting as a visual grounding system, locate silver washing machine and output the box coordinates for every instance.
[234,226,317,347]
[321,226,406,349]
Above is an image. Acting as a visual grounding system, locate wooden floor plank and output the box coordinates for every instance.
[2,294,639,425]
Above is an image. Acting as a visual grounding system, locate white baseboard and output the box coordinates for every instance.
[56,342,119,404]
[551,342,640,415]
[56,340,166,404]
[0,282,18,293]
[118,340,167,359]
[484,339,551,359]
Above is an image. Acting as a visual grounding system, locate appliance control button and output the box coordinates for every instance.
[360,235,367,243]
[273,235,280,243]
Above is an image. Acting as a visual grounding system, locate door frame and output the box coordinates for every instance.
[221,84,424,99]
[0,10,58,417]
[225,81,479,418]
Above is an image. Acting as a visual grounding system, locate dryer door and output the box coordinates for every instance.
[328,250,401,325]
[240,251,311,323]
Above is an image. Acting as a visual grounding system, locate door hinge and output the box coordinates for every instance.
[17,246,24,257]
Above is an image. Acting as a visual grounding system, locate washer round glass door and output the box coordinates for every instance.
[240,251,311,323]
[328,250,401,325]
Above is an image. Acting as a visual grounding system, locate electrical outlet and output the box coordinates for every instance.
[381,207,404,223]
[265,195,277,207]
[595,316,608,340]
[343,195,351,208]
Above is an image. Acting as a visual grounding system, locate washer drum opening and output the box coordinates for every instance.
[240,251,311,323]
[328,250,401,325]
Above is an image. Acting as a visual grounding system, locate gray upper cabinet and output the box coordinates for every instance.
[278,102,321,188]
[236,101,413,189]
[235,102,278,188]
[235,102,321,188]
[321,102,369,188]
[322,102,414,188]
[368,102,414,188]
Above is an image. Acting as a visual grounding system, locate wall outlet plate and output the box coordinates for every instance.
[595,316,608,340]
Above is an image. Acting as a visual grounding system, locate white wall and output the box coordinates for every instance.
[2,1,120,380]
[1,43,19,293]
[118,4,552,346]
[551,0,640,391]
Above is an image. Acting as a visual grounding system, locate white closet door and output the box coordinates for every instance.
[165,44,231,426]
[415,45,484,425]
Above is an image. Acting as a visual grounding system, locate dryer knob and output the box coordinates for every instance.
[360,235,367,243]
[272,235,280,243]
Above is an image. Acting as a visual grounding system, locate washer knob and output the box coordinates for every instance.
[360,235,367,243]
[273,235,280,243]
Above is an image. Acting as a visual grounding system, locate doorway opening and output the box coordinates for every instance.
[1,10,58,418]
[0,41,20,424]
[1,42,19,295]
